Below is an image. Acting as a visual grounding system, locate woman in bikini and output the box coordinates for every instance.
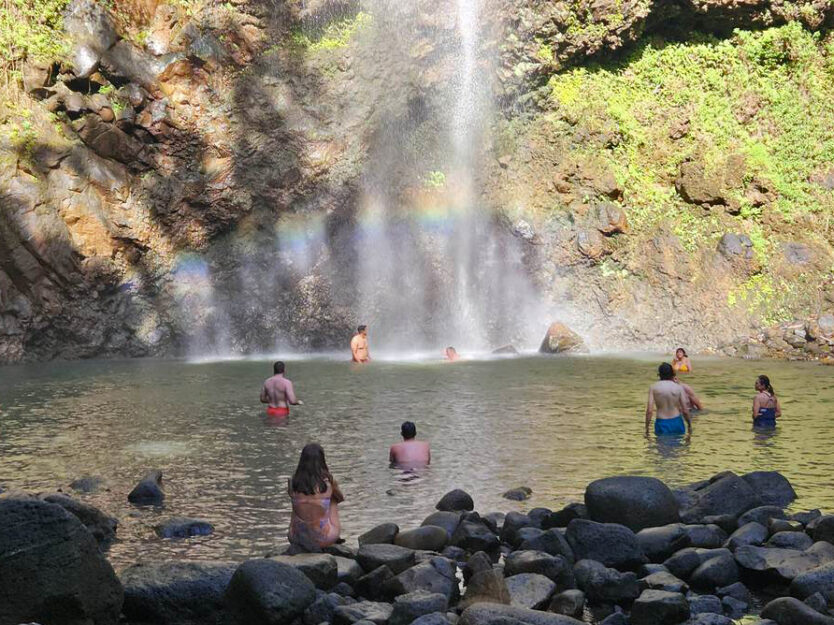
[672,348,692,373]
[752,375,781,428]
[288,443,344,550]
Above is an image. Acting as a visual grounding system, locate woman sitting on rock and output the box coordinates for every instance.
[753,375,781,428]
[288,443,344,550]
[672,347,692,373]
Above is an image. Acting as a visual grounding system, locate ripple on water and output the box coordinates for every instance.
[1,355,832,567]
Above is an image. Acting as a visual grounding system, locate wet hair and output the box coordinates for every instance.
[757,375,776,396]
[675,347,687,358]
[401,421,417,440]
[291,443,334,495]
[658,362,675,380]
[357,325,367,333]
[274,361,285,375]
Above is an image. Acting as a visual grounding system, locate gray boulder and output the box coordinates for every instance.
[383,557,458,602]
[504,551,574,589]
[630,589,689,625]
[640,571,688,593]
[121,561,235,625]
[336,556,365,585]
[735,543,834,582]
[154,517,213,539]
[422,512,462,537]
[451,521,500,553]
[501,512,535,546]
[459,603,585,625]
[542,504,587,529]
[519,529,575,562]
[69,476,105,493]
[396,526,449,552]
[41,492,117,547]
[505,573,556,609]
[790,560,834,598]
[585,476,679,532]
[725,522,768,551]
[334,600,394,624]
[390,590,448,625]
[358,544,417,575]
[128,470,165,505]
[679,473,761,523]
[689,555,739,591]
[741,471,797,507]
[737,506,786,527]
[760,596,834,625]
[436,490,474,512]
[566,519,646,570]
[412,613,451,625]
[271,554,339,589]
[225,559,317,624]
[355,565,395,601]
[637,524,691,562]
[688,594,722,615]
[360,523,400,546]
[810,515,834,544]
[0,497,123,625]
[682,525,726,549]
[548,589,584,619]
[304,592,356,625]
[503,487,533,501]
[768,532,814,551]
[573,559,640,604]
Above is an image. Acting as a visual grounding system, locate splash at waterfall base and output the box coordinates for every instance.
[5,470,834,625]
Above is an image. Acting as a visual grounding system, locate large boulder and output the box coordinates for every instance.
[539,322,586,354]
[768,532,814,551]
[741,472,797,507]
[548,589,585,619]
[760,596,834,625]
[436,490,474,512]
[128,470,165,505]
[725,522,768,551]
[422,512,462,537]
[0,497,124,625]
[505,573,556,609]
[629,589,689,625]
[395,526,449,552]
[383,557,458,602]
[357,544,417,575]
[271,554,339,589]
[225,559,317,624]
[333,600,394,624]
[504,551,574,590]
[501,512,535,546]
[451,521,500,553]
[121,561,235,625]
[678,472,761,523]
[360,523,400,546]
[519,528,575,562]
[809,515,834,544]
[585,476,679,532]
[689,555,739,591]
[40,492,117,547]
[636,524,691,562]
[566,519,646,570]
[735,543,834,582]
[389,590,448,625]
[458,603,585,625]
[737,506,786,527]
[640,571,688,593]
[790,560,834,598]
[573,559,640,605]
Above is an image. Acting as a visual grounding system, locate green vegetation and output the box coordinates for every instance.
[423,170,446,189]
[0,0,70,84]
[291,11,372,52]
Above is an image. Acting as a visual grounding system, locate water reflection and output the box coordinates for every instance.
[0,355,832,568]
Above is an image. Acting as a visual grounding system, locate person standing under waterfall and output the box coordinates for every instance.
[646,362,692,436]
[351,325,371,363]
[260,361,302,417]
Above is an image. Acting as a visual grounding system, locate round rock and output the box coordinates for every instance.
[585,476,680,532]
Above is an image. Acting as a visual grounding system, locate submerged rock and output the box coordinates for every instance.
[436,490,475,512]
[154,517,214,539]
[128,470,165,505]
[503,487,533,501]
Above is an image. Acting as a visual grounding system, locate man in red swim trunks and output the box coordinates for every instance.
[260,361,302,417]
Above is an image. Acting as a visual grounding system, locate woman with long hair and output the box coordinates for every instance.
[287,443,344,550]
[753,374,781,428]
[672,348,692,373]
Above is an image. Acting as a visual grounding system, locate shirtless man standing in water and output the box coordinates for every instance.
[351,325,370,363]
[260,361,302,417]
[646,362,691,436]
[389,421,431,468]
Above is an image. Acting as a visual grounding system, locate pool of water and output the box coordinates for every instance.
[1,354,832,570]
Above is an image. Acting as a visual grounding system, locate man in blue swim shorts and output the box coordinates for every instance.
[646,362,692,436]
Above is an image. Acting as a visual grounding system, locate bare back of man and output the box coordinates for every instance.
[646,372,691,436]
[261,375,297,408]
[389,440,431,468]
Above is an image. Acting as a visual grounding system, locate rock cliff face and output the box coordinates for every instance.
[1,0,833,362]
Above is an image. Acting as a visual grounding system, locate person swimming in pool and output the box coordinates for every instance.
[753,374,781,428]
[260,361,302,417]
[646,362,691,436]
[288,443,344,550]
[389,421,431,469]
[675,376,703,412]
[672,348,692,373]
[444,346,460,361]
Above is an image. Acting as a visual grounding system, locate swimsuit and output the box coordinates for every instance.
[678,365,689,372]
[754,406,777,428]
[655,415,686,435]
[267,406,289,417]
[288,495,339,549]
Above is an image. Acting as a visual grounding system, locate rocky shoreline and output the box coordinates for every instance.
[3,470,834,625]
